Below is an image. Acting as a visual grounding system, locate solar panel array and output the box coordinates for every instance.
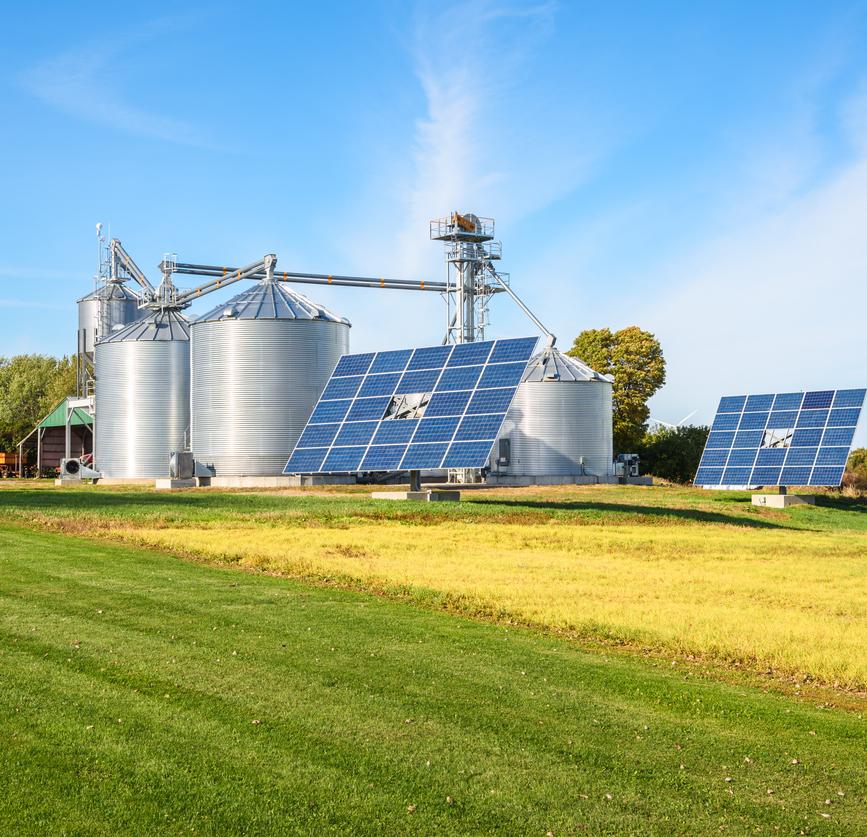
[694,389,865,487]
[283,337,538,474]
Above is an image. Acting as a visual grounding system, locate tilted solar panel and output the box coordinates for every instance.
[694,389,865,487]
[283,337,538,474]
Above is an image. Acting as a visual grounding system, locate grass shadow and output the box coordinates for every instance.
[478,499,791,529]
[814,494,867,512]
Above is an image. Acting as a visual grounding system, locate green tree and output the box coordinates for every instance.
[568,326,666,452]
[0,355,77,452]
[637,425,710,484]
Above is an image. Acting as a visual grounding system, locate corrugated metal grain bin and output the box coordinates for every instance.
[190,280,350,476]
[492,348,613,479]
[94,309,190,478]
[77,280,140,356]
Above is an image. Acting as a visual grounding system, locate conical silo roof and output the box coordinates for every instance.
[76,280,139,306]
[194,280,350,325]
[100,307,190,343]
[521,348,613,383]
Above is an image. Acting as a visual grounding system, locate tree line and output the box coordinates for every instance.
[0,355,77,452]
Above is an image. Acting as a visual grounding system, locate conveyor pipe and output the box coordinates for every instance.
[485,261,556,347]
[170,262,470,294]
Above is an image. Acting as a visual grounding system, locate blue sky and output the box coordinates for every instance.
[1,1,866,443]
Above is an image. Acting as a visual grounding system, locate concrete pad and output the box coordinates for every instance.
[752,493,815,508]
[301,475,357,486]
[207,476,300,488]
[154,478,198,491]
[371,490,461,502]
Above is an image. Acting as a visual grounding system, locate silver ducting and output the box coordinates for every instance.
[94,309,190,478]
[190,280,350,476]
[493,349,614,478]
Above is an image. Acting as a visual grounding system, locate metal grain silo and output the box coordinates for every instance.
[492,348,614,479]
[77,279,140,356]
[190,279,350,476]
[94,309,191,478]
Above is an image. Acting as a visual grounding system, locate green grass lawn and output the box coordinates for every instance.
[1,522,864,835]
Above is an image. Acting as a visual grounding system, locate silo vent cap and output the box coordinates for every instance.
[222,306,237,319]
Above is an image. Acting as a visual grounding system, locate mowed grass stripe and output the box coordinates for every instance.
[0,524,865,835]
[106,520,867,689]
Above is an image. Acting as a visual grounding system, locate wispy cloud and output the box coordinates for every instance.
[395,1,582,272]
[333,1,609,350]
[19,15,214,148]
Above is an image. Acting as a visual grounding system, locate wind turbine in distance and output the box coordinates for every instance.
[648,410,698,432]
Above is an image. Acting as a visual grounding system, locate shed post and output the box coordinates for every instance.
[65,402,72,462]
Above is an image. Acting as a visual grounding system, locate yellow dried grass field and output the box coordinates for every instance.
[113,519,867,689]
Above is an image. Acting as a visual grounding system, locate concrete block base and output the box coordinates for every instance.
[154,478,198,491]
[207,475,298,489]
[752,493,815,508]
[613,476,654,486]
[371,490,461,502]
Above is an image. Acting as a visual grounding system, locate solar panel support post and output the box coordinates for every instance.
[409,470,421,492]
[779,485,787,495]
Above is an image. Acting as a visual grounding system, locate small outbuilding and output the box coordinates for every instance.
[14,398,93,476]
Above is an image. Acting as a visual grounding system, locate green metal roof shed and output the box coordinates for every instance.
[37,399,93,429]
[13,397,94,476]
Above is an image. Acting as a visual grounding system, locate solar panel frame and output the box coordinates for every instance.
[284,337,539,474]
[694,388,865,487]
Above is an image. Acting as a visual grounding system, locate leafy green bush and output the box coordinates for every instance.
[843,448,867,491]
[637,425,710,484]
